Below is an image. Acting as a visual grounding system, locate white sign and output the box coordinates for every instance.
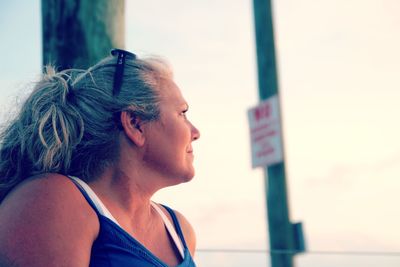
[248,95,283,168]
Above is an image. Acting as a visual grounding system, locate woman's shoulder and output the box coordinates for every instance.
[0,173,99,266]
[0,173,99,231]
[1,173,94,212]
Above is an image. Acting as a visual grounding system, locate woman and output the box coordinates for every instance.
[0,49,200,267]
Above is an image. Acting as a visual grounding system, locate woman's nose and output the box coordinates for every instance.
[191,123,200,141]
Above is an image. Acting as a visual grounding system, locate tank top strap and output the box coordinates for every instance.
[69,176,99,213]
[160,204,188,249]
[151,202,185,259]
[68,176,121,227]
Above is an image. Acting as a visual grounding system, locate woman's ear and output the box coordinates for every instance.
[120,111,145,147]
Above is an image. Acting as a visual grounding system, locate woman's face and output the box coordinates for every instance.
[142,78,200,184]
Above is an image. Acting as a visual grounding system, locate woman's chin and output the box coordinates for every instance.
[176,169,196,184]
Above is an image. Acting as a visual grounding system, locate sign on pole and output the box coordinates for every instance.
[248,95,283,168]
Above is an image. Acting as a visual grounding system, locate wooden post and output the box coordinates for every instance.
[41,0,125,69]
[253,0,295,266]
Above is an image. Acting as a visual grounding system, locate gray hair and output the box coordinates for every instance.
[0,54,173,202]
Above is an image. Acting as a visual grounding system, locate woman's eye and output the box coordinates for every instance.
[181,110,188,118]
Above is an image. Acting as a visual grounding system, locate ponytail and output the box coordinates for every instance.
[0,66,84,202]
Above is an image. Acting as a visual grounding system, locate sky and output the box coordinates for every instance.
[1,1,400,266]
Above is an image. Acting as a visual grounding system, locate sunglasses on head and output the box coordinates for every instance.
[110,49,137,96]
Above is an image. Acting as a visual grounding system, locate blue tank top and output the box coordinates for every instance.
[71,179,197,267]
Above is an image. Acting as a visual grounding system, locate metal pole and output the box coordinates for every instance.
[41,0,125,69]
[252,0,295,266]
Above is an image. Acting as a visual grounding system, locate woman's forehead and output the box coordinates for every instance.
[158,79,187,106]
